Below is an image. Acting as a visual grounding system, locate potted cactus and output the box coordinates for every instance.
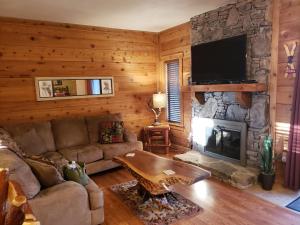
[259,136,275,190]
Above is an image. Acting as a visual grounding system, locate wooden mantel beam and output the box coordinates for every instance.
[187,83,267,108]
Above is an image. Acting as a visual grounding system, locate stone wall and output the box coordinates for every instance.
[191,0,272,166]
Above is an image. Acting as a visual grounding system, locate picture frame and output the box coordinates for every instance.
[53,80,63,86]
[38,80,53,98]
[101,79,113,95]
[35,76,114,101]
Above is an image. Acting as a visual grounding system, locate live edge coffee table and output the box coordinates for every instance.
[113,150,211,202]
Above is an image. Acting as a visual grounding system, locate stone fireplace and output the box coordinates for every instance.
[190,0,272,167]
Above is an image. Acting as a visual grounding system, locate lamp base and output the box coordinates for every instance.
[152,121,161,126]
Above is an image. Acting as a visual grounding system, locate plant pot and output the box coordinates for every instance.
[260,172,275,190]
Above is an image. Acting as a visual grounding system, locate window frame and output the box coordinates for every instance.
[160,53,184,128]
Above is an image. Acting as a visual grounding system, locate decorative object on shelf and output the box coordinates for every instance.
[149,92,167,126]
[35,76,114,101]
[259,135,275,190]
[284,42,297,78]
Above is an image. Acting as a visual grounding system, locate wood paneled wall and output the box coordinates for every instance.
[0,17,159,135]
[158,23,192,151]
[275,0,300,152]
[1,1,298,149]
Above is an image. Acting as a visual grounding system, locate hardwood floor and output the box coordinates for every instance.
[91,166,300,225]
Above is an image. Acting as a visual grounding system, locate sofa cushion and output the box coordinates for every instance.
[3,121,56,152]
[14,128,48,156]
[51,118,89,149]
[98,141,143,160]
[86,113,122,143]
[25,158,64,188]
[59,145,103,164]
[29,181,91,225]
[0,149,41,199]
[85,160,120,175]
[99,121,124,144]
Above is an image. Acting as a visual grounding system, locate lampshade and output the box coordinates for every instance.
[153,92,167,108]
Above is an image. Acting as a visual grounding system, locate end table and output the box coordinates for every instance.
[143,124,171,154]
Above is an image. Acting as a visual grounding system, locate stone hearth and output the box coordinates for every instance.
[174,151,259,189]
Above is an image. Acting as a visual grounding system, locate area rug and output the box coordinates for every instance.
[286,196,300,212]
[110,180,202,225]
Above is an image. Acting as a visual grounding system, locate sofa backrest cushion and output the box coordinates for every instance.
[0,149,41,199]
[4,121,56,152]
[14,129,48,156]
[51,118,89,149]
[86,113,122,144]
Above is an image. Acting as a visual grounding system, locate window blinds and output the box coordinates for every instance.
[166,60,181,123]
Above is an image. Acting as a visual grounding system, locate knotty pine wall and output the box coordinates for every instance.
[0,17,158,135]
[275,0,300,152]
[159,23,192,151]
[1,1,298,150]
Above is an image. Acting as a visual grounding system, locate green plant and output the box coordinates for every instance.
[260,135,274,175]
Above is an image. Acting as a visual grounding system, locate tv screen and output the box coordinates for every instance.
[191,35,247,84]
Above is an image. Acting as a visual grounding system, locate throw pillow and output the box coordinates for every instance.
[25,157,64,188]
[0,128,25,158]
[99,121,124,144]
[14,128,48,156]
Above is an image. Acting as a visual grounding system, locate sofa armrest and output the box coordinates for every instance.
[123,129,138,142]
[85,178,104,210]
[29,181,91,225]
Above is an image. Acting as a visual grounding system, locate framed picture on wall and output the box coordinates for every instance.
[35,77,114,101]
[38,80,53,98]
[101,79,113,94]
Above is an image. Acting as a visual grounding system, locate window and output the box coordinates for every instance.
[166,59,181,124]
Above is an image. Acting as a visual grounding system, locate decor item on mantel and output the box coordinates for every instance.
[149,92,167,126]
[35,76,114,101]
[284,42,297,78]
[259,136,275,190]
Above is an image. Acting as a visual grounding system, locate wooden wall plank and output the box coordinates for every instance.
[275,0,300,152]
[159,22,192,150]
[0,17,158,136]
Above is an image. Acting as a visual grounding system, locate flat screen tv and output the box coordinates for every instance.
[191,35,247,84]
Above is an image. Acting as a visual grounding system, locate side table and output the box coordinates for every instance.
[143,124,171,154]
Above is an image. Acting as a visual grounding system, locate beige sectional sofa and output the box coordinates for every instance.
[0,113,143,225]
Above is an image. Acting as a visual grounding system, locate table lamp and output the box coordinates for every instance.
[151,92,167,126]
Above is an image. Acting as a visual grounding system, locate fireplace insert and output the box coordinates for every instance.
[193,118,247,166]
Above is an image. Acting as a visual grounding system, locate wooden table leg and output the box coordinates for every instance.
[165,129,169,155]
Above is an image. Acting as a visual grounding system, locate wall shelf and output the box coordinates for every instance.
[185,83,267,108]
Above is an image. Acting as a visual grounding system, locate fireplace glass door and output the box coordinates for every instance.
[205,126,241,160]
